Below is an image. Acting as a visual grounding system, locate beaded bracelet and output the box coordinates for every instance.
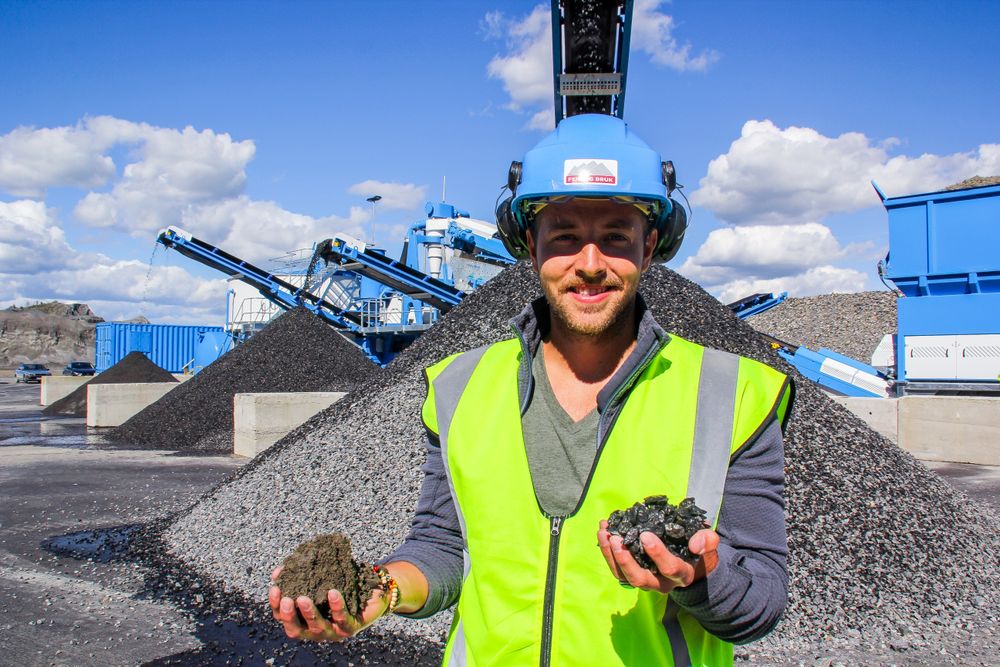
[373,564,400,614]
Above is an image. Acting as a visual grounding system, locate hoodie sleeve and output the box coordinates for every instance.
[381,431,465,618]
[669,418,788,644]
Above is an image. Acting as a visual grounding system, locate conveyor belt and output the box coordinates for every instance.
[553,0,632,122]
[319,240,465,313]
[157,228,362,329]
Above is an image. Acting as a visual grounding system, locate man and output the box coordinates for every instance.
[271,114,793,666]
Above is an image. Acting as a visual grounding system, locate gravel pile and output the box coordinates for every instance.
[42,351,177,417]
[944,175,1000,191]
[156,264,999,664]
[107,308,378,454]
[747,291,897,364]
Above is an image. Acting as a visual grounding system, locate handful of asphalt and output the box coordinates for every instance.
[127,264,999,665]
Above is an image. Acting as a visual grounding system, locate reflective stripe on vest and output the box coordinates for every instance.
[423,335,791,667]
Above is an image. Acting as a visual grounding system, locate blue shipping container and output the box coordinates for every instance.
[95,322,225,373]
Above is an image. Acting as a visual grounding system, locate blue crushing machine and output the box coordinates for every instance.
[874,181,1000,394]
[155,201,516,365]
[731,181,1000,398]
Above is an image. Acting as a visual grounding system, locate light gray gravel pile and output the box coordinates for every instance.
[944,175,1000,191]
[747,291,897,364]
[163,263,1000,664]
[107,308,378,454]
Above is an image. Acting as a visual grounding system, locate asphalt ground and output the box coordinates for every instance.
[0,381,243,666]
[1,378,998,665]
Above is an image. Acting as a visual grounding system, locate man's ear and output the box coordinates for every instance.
[641,228,658,272]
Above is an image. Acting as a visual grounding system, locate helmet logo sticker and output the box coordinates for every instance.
[564,159,618,186]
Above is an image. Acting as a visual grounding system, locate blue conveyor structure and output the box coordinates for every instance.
[156,227,363,330]
[728,292,788,319]
[317,237,464,313]
[156,201,518,365]
[551,0,634,123]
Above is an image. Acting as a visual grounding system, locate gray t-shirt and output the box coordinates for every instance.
[522,349,600,517]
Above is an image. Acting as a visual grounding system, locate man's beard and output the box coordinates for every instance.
[543,280,638,339]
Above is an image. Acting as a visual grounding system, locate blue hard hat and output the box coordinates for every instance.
[511,114,670,223]
[496,114,687,262]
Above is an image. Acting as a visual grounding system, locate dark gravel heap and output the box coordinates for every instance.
[161,264,1000,664]
[107,308,378,454]
[747,291,897,364]
[42,351,177,417]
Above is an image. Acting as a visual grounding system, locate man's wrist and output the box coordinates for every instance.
[382,561,430,615]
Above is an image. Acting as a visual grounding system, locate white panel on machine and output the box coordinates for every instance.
[904,335,957,380]
[903,336,958,380]
[956,334,1000,380]
[906,334,1000,380]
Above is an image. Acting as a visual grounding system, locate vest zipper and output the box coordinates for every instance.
[540,514,563,667]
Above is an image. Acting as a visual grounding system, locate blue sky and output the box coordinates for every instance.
[2,0,998,324]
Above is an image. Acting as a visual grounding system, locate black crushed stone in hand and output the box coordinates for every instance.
[606,496,709,570]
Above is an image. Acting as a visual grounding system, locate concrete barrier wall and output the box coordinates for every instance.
[86,382,179,427]
[898,396,1000,466]
[39,376,91,406]
[832,394,999,466]
[234,392,346,458]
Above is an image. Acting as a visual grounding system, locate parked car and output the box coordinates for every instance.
[62,361,97,376]
[14,363,51,383]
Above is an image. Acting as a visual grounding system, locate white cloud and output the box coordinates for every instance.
[0,204,229,323]
[0,122,117,197]
[632,0,720,71]
[42,259,226,309]
[0,200,80,274]
[528,109,555,132]
[0,115,409,323]
[711,267,868,305]
[676,222,867,303]
[678,223,849,284]
[486,4,552,113]
[73,121,255,234]
[0,117,255,228]
[346,180,427,211]
[692,120,1000,225]
[179,196,369,263]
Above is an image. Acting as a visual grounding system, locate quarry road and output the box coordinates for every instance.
[0,382,244,666]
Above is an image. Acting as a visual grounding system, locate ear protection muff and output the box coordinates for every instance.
[494,159,689,263]
[495,161,531,260]
[652,198,687,262]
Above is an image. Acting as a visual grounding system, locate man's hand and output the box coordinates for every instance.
[268,566,387,642]
[598,521,719,594]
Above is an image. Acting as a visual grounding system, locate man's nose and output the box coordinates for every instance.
[575,242,607,275]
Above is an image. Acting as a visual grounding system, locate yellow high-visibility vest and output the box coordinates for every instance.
[423,334,793,667]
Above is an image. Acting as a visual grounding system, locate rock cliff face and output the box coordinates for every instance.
[0,302,104,368]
